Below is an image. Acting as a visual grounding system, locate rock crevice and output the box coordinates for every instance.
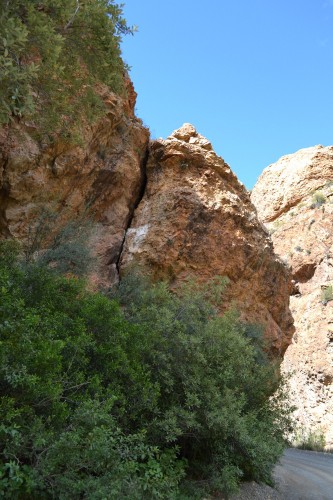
[115,146,149,276]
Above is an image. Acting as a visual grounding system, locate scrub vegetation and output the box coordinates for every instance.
[0,0,134,138]
[0,241,292,498]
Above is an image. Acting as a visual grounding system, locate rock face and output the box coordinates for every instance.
[0,111,294,356]
[0,81,150,286]
[120,124,294,356]
[252,145,333,449]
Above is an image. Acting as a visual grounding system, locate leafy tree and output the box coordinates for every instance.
[115,274,292,494]
[0,244,292,498]
[0,243,183,498]
[0,0,134,137]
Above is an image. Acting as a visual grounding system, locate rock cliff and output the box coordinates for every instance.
[0,94,294,357]
[120,124,294,356]
[0,80,149,287]
[252,145,333,449]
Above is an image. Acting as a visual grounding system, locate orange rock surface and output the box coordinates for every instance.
[1,107,294,358]
[0,82,149,287]
[121,124,294,355]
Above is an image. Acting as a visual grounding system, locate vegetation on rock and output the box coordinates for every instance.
[0,241,292,498]
[311,191,326,209]
[0,0,133,137]
[0,3,296,497]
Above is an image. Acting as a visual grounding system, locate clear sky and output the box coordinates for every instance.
[121,0,333,189]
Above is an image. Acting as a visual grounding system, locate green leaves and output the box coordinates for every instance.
[115,274,292,495]
[0,1,131,136]
[0,250,291,498]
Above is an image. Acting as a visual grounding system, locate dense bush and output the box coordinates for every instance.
[114,275,292,494]
[0,242,291,498]
[311,191,326,208]
[0,0,133,136]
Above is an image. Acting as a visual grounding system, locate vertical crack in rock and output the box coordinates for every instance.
[115,146,149,277]
[0,158,12,238]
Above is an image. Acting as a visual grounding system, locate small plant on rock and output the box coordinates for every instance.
[321,285,333,305]
[311,191,326,208]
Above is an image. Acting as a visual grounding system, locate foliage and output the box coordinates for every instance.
[24,211,95,277]
[0,0,134,137]
[311,191,326,208]
[114,273,292,494]
[321,285,333,306]
[294,427,326,452]
[0,248,183,498]
[0,247,292,498]
[38,218,95,276]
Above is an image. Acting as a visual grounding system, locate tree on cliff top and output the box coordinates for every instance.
[0,0,134,136]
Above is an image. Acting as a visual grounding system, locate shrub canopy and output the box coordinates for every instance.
[0,0,132,136]
[0,242,291,498]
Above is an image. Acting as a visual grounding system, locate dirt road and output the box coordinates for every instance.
[274,448,333,500]
[232,448,333,500]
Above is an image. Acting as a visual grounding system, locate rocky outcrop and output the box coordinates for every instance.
[0,81,150,286]
[120,124,294,356]
[252,145,333,449]
[0,107,294,357]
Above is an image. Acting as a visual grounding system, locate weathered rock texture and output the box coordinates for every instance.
[252,145,333,449]
[120,124,294,356]
[0,81,149,286]
[0,109,294,356]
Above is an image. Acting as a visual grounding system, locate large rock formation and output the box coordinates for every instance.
[120,124,294,356]
[252,145,333,449]
[0,109,294,357]
[0,81,149,286]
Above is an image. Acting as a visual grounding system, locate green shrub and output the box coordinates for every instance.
[0,0,134,137]
[0,256,183,498]
[294,427,326,452]
[24,212,95,277]
[321,285,333,305]
[311,191,326,208]
[114,273,292,494]
[0,249,292,498]
[38,219,95,276]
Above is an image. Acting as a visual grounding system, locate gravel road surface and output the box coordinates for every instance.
[274,448,333,500]
[232,448,333,500]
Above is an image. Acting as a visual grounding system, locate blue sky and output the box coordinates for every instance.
[121,0,333,188]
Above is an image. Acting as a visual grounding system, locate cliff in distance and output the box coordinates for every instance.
[252,145,333,449]
[0,86,293,357]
